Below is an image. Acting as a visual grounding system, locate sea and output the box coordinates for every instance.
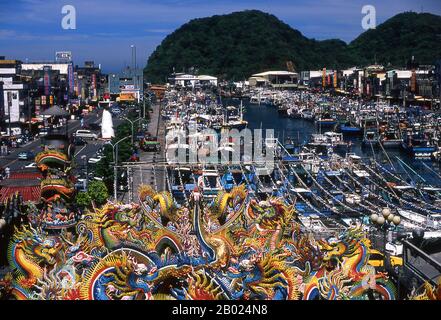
[229,99,441,187]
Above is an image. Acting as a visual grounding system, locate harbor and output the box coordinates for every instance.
[1,2,441,302]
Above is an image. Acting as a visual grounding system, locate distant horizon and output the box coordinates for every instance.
[1,0,440,73]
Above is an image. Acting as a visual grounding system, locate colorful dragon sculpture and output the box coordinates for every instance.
[1,184,398,300]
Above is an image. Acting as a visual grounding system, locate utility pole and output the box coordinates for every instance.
[122,116,143,145]
[27,88,32,134]
[111,136,131,200]
[7,91,12,136]
[81,155,89,189]
[127,166,133,202]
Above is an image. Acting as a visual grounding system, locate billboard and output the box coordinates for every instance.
[43,66,51,96]
[119,93,136,101]
[92,73,97,98]
[121,84,135,91]
[68,63,74,94]
[55,51,72,62]
[35,98,40,115]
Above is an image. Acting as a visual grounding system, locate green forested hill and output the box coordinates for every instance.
[144,10,441,83]
[348,12,441,67]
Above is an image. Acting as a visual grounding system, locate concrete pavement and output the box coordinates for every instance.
[121,102,166,202]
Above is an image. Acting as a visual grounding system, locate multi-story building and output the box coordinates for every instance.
[74,61,107,102]
[109,67,144,102]
[21,61,71,112]
[0,57,27,135]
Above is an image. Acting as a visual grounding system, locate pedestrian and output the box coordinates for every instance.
[5,166,10,179]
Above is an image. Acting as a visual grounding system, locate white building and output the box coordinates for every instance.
[0,59,26,130]
[249,71,298,87]
[169,74,218,87]
[21,62,70,75]
[299,70,335,86]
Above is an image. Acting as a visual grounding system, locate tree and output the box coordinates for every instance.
[87,181,109,206]
[75,191,92,209]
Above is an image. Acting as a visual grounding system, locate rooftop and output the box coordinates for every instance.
[252,70,297,77]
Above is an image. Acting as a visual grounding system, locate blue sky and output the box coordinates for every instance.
[1,0,440,72]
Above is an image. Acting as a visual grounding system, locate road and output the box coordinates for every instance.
[121,101,165,202]
[0,111,112,173]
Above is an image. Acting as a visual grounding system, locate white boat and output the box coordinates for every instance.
[197,169,222,200]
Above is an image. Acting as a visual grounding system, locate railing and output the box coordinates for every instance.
[402,239,441,286]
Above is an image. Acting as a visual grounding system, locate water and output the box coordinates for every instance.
[239,100,441,187]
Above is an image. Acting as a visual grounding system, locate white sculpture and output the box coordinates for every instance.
[101,109,115,139]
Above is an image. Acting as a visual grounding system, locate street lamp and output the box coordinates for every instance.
[122,116,143,145]
[81,155,88,190]
[370,207,401,267]
[108,135,131,200]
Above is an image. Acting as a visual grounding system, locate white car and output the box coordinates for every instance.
[88,155,104,164]
[73,129,98,140]
[25,162,38,168]
[39,128,49,137]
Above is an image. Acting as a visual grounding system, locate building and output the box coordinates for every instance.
[0,80,4,120]
[21,62,71,112]
[299,70,334,88]
[249,71,297,87]
[22,62,70,75]
[384,68,433,102]
[167,73,218,88]
[109,67,144,103]
[74,61,107,102]
[0,57,27,135]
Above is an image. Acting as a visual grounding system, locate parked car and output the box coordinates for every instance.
[39,128,49,137]
[24,162,38,168]
[110,107,122,116]
[18,151,34,160]
[73,129,98,140]
[74,178,87,191]
[140,136,160,152]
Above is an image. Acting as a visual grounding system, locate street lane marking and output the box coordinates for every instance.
[74,145,87,157]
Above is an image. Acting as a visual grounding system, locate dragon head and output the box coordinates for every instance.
[12,225,63,266]
[247,197,295,231]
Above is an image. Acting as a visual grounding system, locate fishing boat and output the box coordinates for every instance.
[315,112,337,127]
[222,104,248,130]
[380,128,403,148]
[402,128,437,158]
[339,120,362,135]
[362,129,379,147]
[169,167,196,202]
[249,166,278,198]
[221,167,245,191]
[300,109,315,121]
[197,168,222,200]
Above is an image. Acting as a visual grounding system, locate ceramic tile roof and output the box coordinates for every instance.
[0,186,41,202]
